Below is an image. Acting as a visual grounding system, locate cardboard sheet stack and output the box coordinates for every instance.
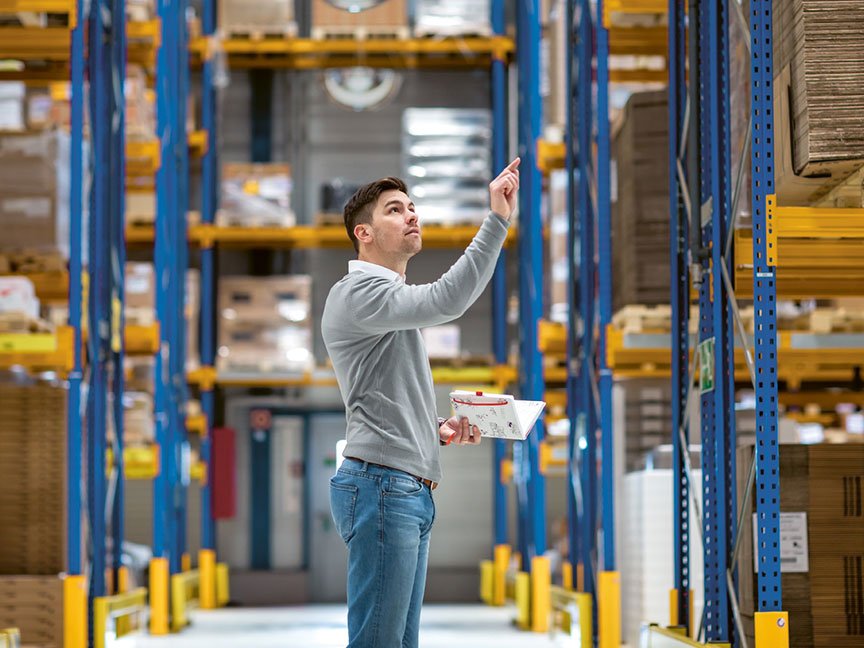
[612,90,669,311]
[218,163,296,228]
[738,443,864,647]
[218,275,313,375]
[774,0,864,176]
[220,0,296,37]
[0,383,69,577]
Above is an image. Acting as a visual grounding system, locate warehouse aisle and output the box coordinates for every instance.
[133,605,566,647]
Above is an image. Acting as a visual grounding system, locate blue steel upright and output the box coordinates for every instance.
[668,0,691,631]
[564,0,581,588]
[66,0,85,579]
[172,0,192,572]
[199,0,219,553]
[515,0,546,564]
[750,0,783,618]
[595,0,615,575]
[575,0,597,600]
[489,0,509,549]
[109,0,128,586]
[697,0,737,641]
[154,0,181,573]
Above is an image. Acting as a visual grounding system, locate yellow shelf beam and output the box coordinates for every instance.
[735,200,864,298]
[203,36,514,70]
[0,19,156,62]
[187,364,517,390]
[609,25,667,57]
[124,322,159,356]
[0,325,73,373]
[537,140,565,174]
[126,222,516,250]
[186,413,207,437]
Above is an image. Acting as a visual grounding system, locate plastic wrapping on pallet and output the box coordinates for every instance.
[414,0,490,37]
[402,108,492,226]
[218,163,296,228]
[220,0,296,37]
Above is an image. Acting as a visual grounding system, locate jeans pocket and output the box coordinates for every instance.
[329,479,359,543]
[383,475,423,497]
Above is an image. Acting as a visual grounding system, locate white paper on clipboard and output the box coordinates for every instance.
[449,390,546,441]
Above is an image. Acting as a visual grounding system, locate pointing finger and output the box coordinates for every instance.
[506,157,521,171]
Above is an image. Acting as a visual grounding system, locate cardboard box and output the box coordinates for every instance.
[737,443,864,647]
[414,0,490,37]
[220,0,295,36]
[312,0,407,37]
[0,575,64,648]
[219,275,311,323]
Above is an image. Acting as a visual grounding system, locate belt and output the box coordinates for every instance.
[344,456,438,491]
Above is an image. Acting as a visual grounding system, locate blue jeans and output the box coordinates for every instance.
[330,457,436,648]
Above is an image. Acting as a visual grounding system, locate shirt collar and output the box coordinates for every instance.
[348,260,405,283]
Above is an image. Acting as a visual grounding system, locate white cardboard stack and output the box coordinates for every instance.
[621,470,704,647]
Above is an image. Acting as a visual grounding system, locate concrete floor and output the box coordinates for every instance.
[133,605,575,647]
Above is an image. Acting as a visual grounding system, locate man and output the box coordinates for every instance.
[321,157,520,648]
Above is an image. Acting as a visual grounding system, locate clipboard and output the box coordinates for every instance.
[449,390,546,441]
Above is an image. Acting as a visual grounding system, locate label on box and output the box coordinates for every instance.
[752,511,809,573]
[2,197,51,219]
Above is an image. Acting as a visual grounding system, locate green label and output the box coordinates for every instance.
[699,337,715,394]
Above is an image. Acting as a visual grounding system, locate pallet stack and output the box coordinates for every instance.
[220,0,296,38]
[414,0,490,37]
[218,163,295,228]
[611,90,669,311]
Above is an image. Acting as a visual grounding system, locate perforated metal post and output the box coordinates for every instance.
[750,0,783,622]
[515,0,547,564]
[697,0,737,641]
[668,0,691,632]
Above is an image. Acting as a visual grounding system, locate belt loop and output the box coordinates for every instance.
[362,460,370,471]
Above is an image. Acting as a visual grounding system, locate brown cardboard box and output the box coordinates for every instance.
[312,0,407,37]
[0,575,63,648]
[220,0,295,36]
[0,384,69,577]
[218,275,311,322]
[186,268,200,371]
[737,443,864,647]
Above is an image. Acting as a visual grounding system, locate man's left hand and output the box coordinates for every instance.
[439,415,482,446]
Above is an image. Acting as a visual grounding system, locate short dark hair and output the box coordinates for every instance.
[343,176,408,253]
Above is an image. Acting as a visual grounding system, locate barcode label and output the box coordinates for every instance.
[752,512,809,573]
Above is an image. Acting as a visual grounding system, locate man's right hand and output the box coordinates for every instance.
[489,157,520,220]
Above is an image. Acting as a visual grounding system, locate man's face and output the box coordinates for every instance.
[366,189,422,257]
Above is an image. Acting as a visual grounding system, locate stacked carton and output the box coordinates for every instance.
[220,0,296,37]
[0,132,73,259]
[737,443,864,647]
[612,90,669,310]
[0,576,64,648]
[218,275,313,375]
[311,0,407,39]
[0,384,67,576]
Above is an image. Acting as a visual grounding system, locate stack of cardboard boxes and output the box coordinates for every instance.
[218,275,313,375]
[311,0,407,39]
[0,382,70,648]
[612,90,670,311]
[414,0,490,37]
[220,0,296,37]
[738,443,864,647]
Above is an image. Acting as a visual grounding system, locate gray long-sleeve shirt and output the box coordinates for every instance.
[321,211,510,482]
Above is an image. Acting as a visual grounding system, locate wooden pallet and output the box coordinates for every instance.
[805,308,864,334]
[413,24,493,39]
[0,250,65,274]
[311,24,409,41]
[0,312,51,334]
[223,22,299,40]
[612,305,673,333]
